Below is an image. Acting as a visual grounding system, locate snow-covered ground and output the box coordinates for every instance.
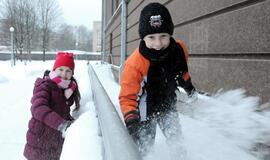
[0,59,270,160]
[0,60,102,160]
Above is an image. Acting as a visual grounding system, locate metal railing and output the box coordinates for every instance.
[0,52,101,61]
[88,65,142,160]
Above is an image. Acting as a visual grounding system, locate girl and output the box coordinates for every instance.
[24,52,81,160]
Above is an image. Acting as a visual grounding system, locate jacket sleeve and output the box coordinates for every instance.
[119,63,143,116]
[176,40,196,95]
[30,81,65,130]
[178,75,196,95]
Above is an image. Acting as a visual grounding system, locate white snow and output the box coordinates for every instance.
[0,59,269,160]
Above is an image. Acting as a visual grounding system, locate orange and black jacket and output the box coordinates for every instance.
[119,39,193,119]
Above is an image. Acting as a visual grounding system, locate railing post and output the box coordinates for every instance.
[119,0,128,83]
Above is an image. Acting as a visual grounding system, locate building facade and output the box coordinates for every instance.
[92,21,102,52]
[102,0,270,103]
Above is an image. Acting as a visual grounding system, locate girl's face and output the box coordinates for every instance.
[143,33,171,50]
[54,66,73,80]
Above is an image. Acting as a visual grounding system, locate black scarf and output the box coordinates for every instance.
[139,38,188,114]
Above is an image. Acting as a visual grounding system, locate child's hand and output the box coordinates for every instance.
[58,120,73,138]
[186,89,198,104]
[124,110,140,137]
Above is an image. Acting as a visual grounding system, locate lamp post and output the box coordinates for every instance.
[9,27,15,67]
[75,42,78,50]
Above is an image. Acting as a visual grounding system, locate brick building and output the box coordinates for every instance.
[102,0,270,103]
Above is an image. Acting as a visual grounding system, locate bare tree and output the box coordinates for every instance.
[25,0,38,61]
[55,24,76,50]
[1,0,39,61]
[1,0,92,58]
[77,25,91,51]
[0,1,9,46]
[0,19,10,46]
[13,0,26,60]
[38,0,61,61]
[88,31,93,51]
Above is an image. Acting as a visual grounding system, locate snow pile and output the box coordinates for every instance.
[177,89,270,159]
[60,107,102,160]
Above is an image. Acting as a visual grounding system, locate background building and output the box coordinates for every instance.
[102,0,270,103]
[92,21,102,52]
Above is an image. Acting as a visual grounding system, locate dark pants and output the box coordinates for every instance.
[131,109,184,156]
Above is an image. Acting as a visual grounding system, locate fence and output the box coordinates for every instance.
[0,52,101,61]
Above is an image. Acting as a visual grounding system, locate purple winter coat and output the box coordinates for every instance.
[24,77,75,160]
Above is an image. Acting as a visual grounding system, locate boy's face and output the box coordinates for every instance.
[55,66,73,80]
[143,33,171,50]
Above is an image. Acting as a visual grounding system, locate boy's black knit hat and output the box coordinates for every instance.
[139,2,174,39]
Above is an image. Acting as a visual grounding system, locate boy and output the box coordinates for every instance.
[119,2,197,157]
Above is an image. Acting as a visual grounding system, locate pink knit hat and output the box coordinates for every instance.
[53,52,75,71]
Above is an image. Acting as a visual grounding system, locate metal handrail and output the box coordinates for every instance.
[88,65,142,160]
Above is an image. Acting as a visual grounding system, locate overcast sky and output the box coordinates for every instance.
[58,0,102,30]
